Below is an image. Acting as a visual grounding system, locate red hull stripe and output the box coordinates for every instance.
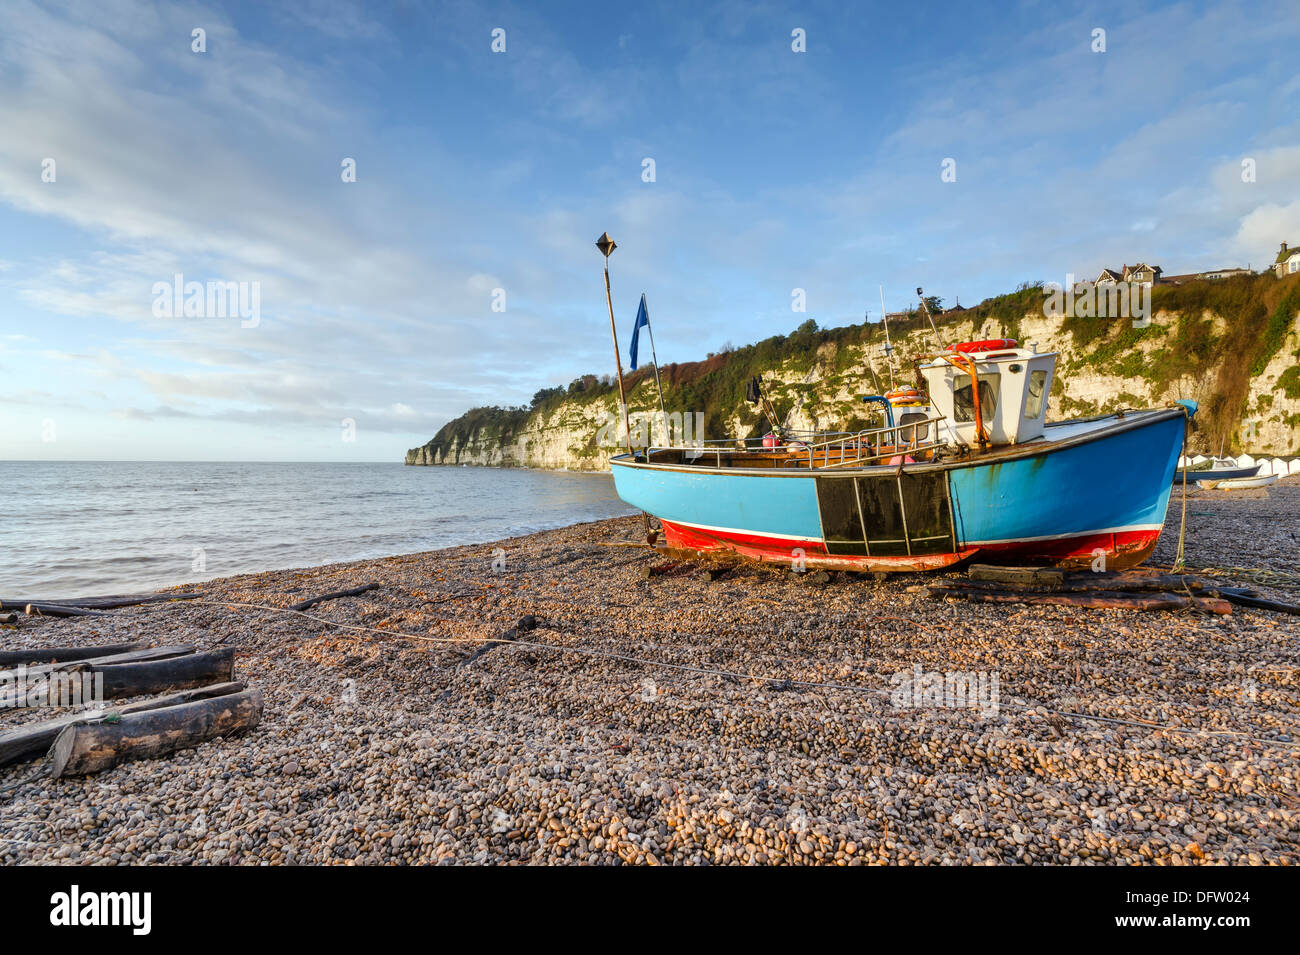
[660,520,1161,569]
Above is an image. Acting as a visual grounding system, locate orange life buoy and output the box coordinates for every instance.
[885,387,923,401]
[949,339,1017,354]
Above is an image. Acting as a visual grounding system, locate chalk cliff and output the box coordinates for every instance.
[406,273,1300,469]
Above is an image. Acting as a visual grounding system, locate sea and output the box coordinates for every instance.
[0,462,637,600]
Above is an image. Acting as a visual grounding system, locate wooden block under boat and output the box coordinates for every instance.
[968,564,1066,586]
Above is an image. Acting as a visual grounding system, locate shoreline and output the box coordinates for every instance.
[2,462,634,601]
[44,510,636,605]
[1,482,1297,865]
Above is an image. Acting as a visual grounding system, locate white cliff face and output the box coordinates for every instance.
[407,301,1300,469]
[1251,342,1300,452]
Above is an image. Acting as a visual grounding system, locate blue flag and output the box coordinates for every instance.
[629,293,650,370]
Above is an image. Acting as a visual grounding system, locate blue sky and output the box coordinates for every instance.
[1,0,1297,460]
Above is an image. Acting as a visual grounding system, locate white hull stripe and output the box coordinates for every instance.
[970,524,1163,546]
[667,518,1162,547]
[667,519,820,542]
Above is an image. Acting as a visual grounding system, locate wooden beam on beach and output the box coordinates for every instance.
[929,586,1232,615]
[0,592,201,611]
[1215,591,1300,616]
[967,565,1065,586]
[96,648,235,699]
[0,681,245,768]
[68,591,202,609]
[457,615,538,668]
[287,582,379,612]
[0,641,143,668]
[0,645,202,707]
[5,645,197,682]
[20,603,106,618]
[942,574,1242,596]
[49,687,264,778]
[642,561,688,579]
[6,650,233,708]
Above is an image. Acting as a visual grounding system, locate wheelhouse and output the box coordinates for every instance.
[918,341,1057,447]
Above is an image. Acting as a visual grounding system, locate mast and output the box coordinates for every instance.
[879,285,896,389]
[861,308,881,393]
[915,286,941,349]
[596,232,633,454]
[643,295,669,442]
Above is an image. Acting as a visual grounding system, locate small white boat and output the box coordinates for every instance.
[1177,457,1261,483]
[1198,474,1279,490]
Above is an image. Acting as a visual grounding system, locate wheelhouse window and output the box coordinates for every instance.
[953,374,1000,423]
[897,411,929,444]
[1024,370,1047,419]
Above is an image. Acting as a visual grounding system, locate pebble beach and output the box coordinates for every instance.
[2,481,1297,866]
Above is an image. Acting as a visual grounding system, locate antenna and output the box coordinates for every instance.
[915,286,941,348]
[861,307,882,393]
[879,285,896,389]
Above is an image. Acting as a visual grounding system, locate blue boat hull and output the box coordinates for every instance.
[610,408,1188,572]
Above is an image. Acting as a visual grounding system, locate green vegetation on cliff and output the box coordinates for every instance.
[407,271,1300,465]
[1056,273,1300,447]
[414,405,530,465]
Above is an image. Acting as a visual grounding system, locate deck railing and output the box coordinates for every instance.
[644,415,950,470]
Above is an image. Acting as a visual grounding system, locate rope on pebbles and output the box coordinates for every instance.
[157,597,1299,751]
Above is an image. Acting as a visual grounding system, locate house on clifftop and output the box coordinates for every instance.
[1094,264,1162,286]
[1162,267,1254,284]
[1096,262,1253,286]
[1275,242,1300,278]
[1122,263,1162,286]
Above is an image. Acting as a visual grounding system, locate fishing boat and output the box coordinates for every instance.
[1198,473,1279,490]
[610,338,1195,572]
[1176,457,1261,483]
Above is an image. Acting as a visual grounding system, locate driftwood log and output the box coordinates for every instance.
[4,645,197,683]
[49,687,264,778]
[642,561,689,579]
[20,603,106,618]
[0,642,142,668]
[60,592,201,609]
[0,646,209,707]
[287,582,379,612]
[96,648,235,699]
[458,615,539,668]
[0,592,201,612]
[948,575,1245,596]
[968,565,1065,586]
[930,586,1232,615]
[1216,591,1300,616]
[946,566,1298,616]
[0,682,245,768]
